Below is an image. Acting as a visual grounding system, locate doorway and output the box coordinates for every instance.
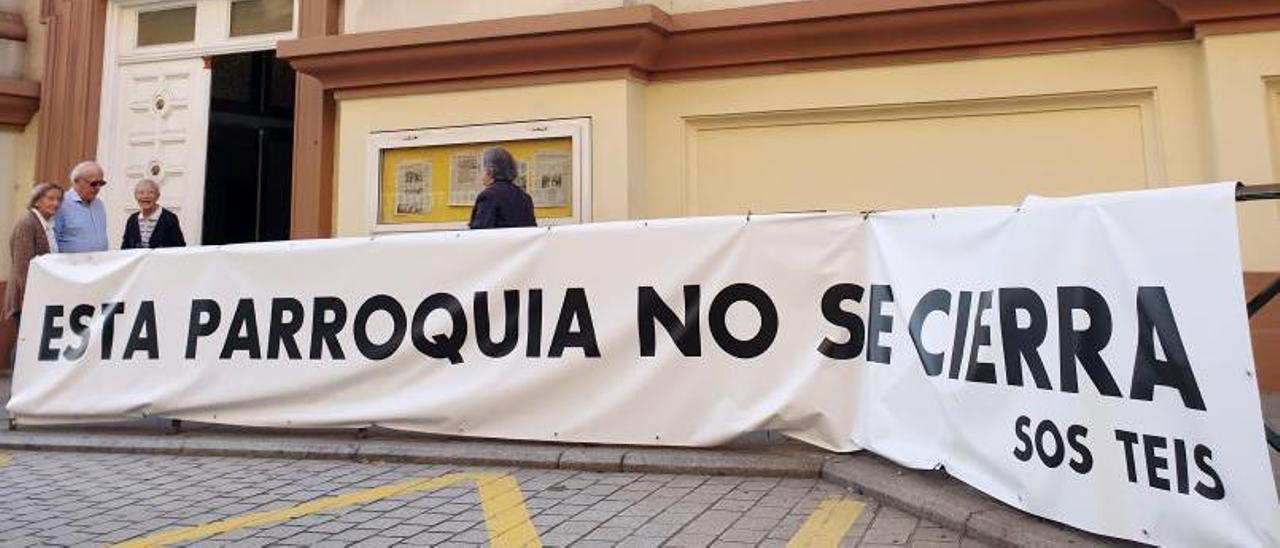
[202,50,295,244]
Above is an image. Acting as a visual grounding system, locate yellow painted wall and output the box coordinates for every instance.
[335,79,638,236]
[332,35,1280,270]
[644,42,1211,218]
[1200,31,1280,271]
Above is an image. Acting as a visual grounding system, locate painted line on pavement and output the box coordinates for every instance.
[114,472,541,547]
[0,451,9,467]
[476,473,542,548]
[787,496,867,547]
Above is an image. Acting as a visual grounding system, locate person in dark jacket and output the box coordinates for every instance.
[468,146,536,229]
[122,178,186,249]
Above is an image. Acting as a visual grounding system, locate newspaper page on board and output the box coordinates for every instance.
[449,151,482,206]
[531,151,571,207]
[394,161,431,214]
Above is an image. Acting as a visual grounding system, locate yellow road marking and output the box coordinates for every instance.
[114,472,541,548]
[787,496,867,548]
[476,474,542,548]
[0,452,9,467]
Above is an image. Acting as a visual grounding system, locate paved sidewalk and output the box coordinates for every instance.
[0,450,976,547]
[4,378,1275,546]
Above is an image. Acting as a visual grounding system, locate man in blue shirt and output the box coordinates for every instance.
[53,160,110,253]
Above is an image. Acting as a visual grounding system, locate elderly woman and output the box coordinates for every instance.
[5,182,64,370]
[468,146,536,229]
[122,178,185,249]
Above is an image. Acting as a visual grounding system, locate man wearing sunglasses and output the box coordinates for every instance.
[53,160,110,253]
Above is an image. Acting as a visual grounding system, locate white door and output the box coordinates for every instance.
[103,58,210,248]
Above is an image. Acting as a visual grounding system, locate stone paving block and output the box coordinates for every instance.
[582,526,634,541]
[280,531,330,545]
[432,519,475,533]
[913,524,963,543]
[399,531,456,545]
[380,524,429,537]
[448,528,493,543]
[633,522,684,538]
[306,520,353,534]
[665,532,718,547]
[862,517,918,545]
[616,537,666,548]
[405,512,452,527]
[351,536,401,548]
[719,528,769,543]
[354,517,403,530]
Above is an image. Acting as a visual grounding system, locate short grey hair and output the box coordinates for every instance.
[135,178,161,195]
[68,160,102,184]
[28,182,63,209]
[481,146,518,182]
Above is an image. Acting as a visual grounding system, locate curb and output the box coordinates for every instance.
[820,454,1131,548]
[0,428,1124,547]
[0,429,827,477]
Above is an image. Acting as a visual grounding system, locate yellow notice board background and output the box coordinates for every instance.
[378,137,574,225]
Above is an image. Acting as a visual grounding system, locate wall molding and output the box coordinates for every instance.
[0,10,26,41]
[278,0,1280,96]
[679,89,1164,215]
[34,0,108,182]
[0,77,39,129]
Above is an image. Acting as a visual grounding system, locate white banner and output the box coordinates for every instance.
[8,183,1278,545]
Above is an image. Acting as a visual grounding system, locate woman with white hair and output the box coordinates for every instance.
[4,182,63,372]
[468,146,536,229]
[121,178,186,249]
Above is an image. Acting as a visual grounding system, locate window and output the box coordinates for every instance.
[136,6,197,47]
[367,119,592,233]
[230,0,294,37]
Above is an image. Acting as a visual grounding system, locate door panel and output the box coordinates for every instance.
[104,58,210,247]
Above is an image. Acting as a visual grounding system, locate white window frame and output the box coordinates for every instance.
[365,118,593,234]
[111,0,298,65]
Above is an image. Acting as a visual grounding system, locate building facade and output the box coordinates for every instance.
[2,0,1280,389]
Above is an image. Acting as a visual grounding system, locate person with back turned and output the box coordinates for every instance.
[468,146,536,229]
[122,178,186,249]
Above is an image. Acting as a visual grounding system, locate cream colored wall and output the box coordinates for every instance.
[334,79,641,236]
[331,34,1280,270]
[343,0,626,33]
[1200,31,1280,271]
[642,40,1280,268]
[645,42,1213,218]
[0,0,43,284]
[342,0,810,33]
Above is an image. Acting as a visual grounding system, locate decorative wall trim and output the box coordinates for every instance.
[279,0,1280,95]
[0,77,39,129]
[34,0,108,183]
[0,10,26,41]
[290,0,340,240]
[679,89,1163,215]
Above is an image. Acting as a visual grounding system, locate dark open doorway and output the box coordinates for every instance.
[202,50,295,245]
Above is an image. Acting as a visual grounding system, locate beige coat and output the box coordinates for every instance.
[3,210,52,319]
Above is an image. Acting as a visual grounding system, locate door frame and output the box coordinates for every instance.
[95,0,298,245]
